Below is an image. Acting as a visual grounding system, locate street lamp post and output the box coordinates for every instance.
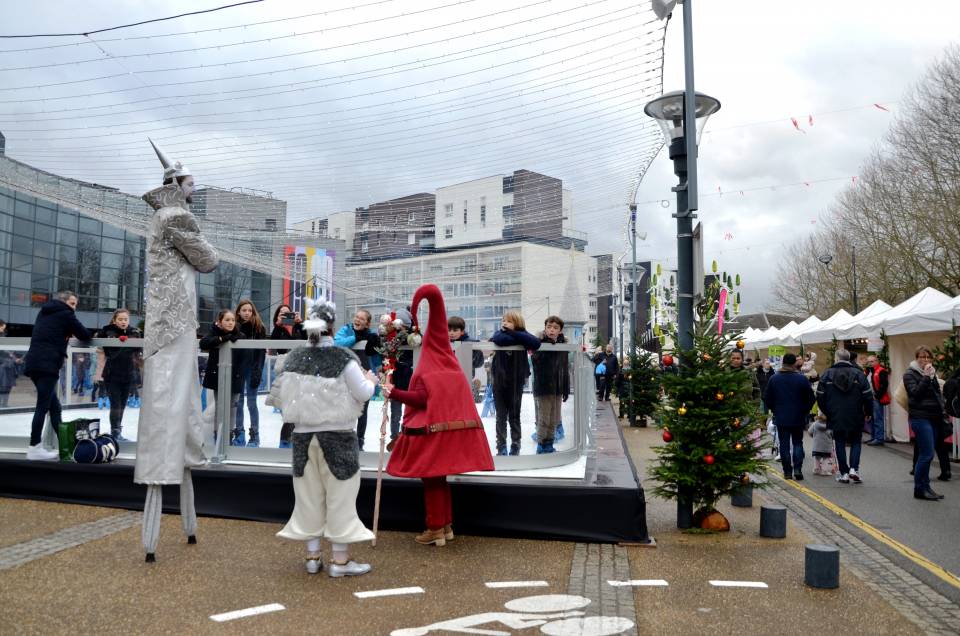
[644,91,720,351]
[817,253,859,314]
[647,0,720,529]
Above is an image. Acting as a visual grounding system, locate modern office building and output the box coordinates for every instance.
[344,241,597,342]
[590,254,614,345]
[436,170,583,251]
[291,210,355,248]
[0,141,343,332]
[351,193,436,262]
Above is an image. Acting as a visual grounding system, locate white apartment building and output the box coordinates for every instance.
[291,210,356,248]
[344,241,597,342]
[435,175,506,248]
[434,171,578,250]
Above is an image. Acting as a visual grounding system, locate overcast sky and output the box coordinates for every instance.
[1,0,959,313]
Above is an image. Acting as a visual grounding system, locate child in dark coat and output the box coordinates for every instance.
[531,316,569,454]
[199,310,244,444]
[489,310,541,455]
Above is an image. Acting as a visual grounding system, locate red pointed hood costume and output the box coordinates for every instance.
[386,284,494,478]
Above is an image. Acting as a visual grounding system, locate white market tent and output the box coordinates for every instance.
[750,326,780,349]
[780,315,822,346]
[793,309,854,345]
[857,289,957,338]
[803,300,892,343]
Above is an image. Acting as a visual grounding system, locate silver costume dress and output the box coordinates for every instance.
[135,184,219,484]
[135,184,218,558]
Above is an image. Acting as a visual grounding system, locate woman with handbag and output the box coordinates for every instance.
[903,345,950,500]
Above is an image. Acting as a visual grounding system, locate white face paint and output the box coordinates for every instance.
[180,175,195,203]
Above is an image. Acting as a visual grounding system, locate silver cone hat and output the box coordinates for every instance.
[148,138,191,180]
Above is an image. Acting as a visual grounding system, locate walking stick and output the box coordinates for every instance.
[372,395,389,547]
[372,364,393,547]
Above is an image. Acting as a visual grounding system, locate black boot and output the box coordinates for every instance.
[914,488,941,500]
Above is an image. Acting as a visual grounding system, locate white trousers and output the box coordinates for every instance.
[277,436,374,544]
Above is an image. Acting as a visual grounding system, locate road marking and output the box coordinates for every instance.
[774,472,960,590]
[210,603,284,622]
[607,579,669,587]
[355,586,425,599]
[709,580,768,588]
[485,580,550,588]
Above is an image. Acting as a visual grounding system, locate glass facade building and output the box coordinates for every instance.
[0,183,147,330]
[0,182,273,333]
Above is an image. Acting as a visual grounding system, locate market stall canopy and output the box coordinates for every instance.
[820,300,893,341]
[792,309,854,344]
[780,315,822,346]
[867,289,960,337]
[750,325,781,348]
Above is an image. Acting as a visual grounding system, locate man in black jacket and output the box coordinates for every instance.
[23,291,92,460]
[599,344,619,401]
[817,349,873,484]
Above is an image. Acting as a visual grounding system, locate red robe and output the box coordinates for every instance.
[386,369,494,478]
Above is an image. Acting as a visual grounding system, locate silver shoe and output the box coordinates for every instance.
[328,560,371,578]
[305,553,323,574]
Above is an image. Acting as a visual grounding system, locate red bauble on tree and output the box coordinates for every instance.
[704,454,715,465]
[662,354,674,367]
[662,430,673,443]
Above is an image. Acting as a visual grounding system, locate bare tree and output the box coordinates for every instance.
[772,46,960,317]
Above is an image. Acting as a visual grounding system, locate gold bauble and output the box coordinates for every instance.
[678,404,688,416]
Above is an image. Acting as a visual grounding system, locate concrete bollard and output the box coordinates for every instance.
[676,498,693,529]
[759,504,787,538]
[731,484,753,507]
[804,544,840,588]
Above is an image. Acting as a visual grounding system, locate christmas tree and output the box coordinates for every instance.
[650,276,768,528]
[617,349,660,426]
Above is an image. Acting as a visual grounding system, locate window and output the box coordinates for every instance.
[264,218,277,231]
[444,203,453,218]
[444,226,453,239]
[311,221,315,233]
[362,240,369,254]
[408,233,415,245]
[463,210,467,225]
[480,207,486,227]
[409,211,416,223]
[502,175,514,193]
[363,221,370,231]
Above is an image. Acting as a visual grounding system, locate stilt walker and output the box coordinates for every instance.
[135,140,219,562]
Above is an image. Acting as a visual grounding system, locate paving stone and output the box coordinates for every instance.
[0,512,140,571]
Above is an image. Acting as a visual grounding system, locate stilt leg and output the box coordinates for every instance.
[143,485,162,561]
[181,468,197,543]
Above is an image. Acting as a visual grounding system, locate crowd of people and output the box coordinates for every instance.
[757,346,958,501]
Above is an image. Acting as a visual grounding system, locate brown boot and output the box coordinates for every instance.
[443,524,454,541]
[414,528,446,546]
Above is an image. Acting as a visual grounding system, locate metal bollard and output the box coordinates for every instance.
[759,504,787,538]
[731,484,753,507]
[804,544,839,588]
